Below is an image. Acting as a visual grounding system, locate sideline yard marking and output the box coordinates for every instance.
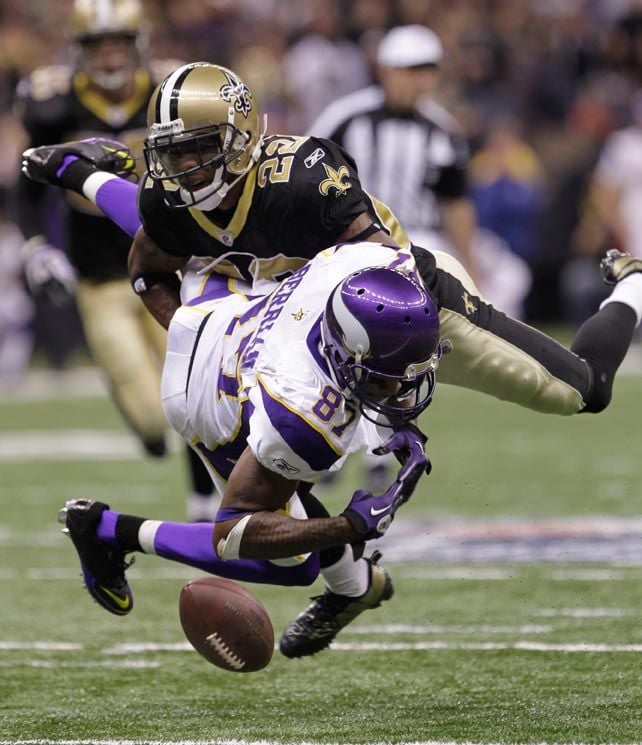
[4,639,641,655]
[536,608,636,617]
[0,642,82,651]
[2,739,642,745]
[347,623,553,634]
[102,640,642,655]
[0,660,160,669]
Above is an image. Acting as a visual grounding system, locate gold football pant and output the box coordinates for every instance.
[414,248,635,415]
[76,278,168,445]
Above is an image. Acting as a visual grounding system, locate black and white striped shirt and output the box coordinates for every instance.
[307,85,469,232]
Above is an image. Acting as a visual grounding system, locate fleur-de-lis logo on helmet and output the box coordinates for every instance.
[219,71,253,118]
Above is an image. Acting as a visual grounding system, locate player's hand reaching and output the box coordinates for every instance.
[22,237,77,306]
[343,424,431,541]
[21,138,137,188]
[342,485,403,541]
[373,423,431,505]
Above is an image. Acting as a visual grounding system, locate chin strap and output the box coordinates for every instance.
[192,113,268,213]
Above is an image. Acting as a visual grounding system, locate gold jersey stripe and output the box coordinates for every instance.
[188,166,258,242]
[366,192,412,248]
[73,68,151,124]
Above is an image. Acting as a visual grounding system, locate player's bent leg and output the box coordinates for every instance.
[412,246,589,414]
[76,279,168,452]
[279,548,393,659]
[185,445,218,522]
[278,489,394,658]
[58,499,134,615]
[413,245,642,415]
[133,515,320,586]
[572,249,642,412]
[59,500,320,599]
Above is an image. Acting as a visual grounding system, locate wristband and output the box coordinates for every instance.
[131,272,181,295]
[57,159,98,193]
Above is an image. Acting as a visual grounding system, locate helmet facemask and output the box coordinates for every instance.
[321,268,442,427]
[144,117,251,210]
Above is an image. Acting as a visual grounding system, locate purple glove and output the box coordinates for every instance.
[342,485,401,540]
[373,424,431,505]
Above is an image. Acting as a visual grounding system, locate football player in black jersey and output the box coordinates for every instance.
[14,0,216,521]
[22,62,642,659]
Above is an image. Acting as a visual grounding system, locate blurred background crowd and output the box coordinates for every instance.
[2,0,642,387]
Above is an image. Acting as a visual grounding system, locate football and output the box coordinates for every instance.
[179,577,274,672]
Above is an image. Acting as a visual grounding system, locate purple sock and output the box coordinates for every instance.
[95,509,119,544]
[93,177,141,237]
[151,521,319,587]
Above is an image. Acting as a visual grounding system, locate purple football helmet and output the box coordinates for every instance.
[321,267,442,425]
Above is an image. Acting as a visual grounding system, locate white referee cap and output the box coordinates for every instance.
[377,25,443,68]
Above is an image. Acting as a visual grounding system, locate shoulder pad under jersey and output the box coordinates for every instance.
[19,65,73,104]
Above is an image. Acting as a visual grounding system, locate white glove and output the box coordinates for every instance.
[22,237,77,306]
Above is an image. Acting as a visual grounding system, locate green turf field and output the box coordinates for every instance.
[0,369,640,744]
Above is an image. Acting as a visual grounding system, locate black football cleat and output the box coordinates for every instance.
[58,499,134,616]
[600,249,642,285]
[22,138,136,187]
[279,550,393,658]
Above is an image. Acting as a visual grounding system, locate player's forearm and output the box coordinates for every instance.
[234,511,360,560]
[128,227,186,329]
[137,283,182,329]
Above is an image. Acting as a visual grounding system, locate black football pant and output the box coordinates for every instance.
[412,246,637,414]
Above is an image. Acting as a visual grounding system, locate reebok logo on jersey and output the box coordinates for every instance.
[305,148,325,168]
[272,458,300,474]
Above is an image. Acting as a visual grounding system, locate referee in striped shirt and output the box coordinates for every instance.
[308,24,478,282]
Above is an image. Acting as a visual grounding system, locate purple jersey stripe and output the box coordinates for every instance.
[239,295,270,325]
[186,273,235,306]
[258,379,340,473]
[195,401,254,481]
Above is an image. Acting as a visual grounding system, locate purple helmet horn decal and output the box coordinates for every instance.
[322,267,441,426]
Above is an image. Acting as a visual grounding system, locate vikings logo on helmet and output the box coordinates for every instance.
[219,71,253,119]
[321,267,442,425]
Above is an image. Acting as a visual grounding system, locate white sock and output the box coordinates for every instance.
[600,273,642,326]
[186,492,221,522]
[321,545,370,597]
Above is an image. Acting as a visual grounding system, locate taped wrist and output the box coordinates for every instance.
[216,514,253,560]
[341,506,368,537]
[131,271,181,295]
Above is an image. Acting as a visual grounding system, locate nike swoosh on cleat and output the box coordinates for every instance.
[369,505,391,516]
[99,585,131,610]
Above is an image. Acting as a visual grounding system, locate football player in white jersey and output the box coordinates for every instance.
[55,234,442,655]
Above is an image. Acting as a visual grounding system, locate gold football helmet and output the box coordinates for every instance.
[143,63,265,210]
[70,0,146,90]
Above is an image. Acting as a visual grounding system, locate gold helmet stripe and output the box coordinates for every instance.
[155,62,206,124]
